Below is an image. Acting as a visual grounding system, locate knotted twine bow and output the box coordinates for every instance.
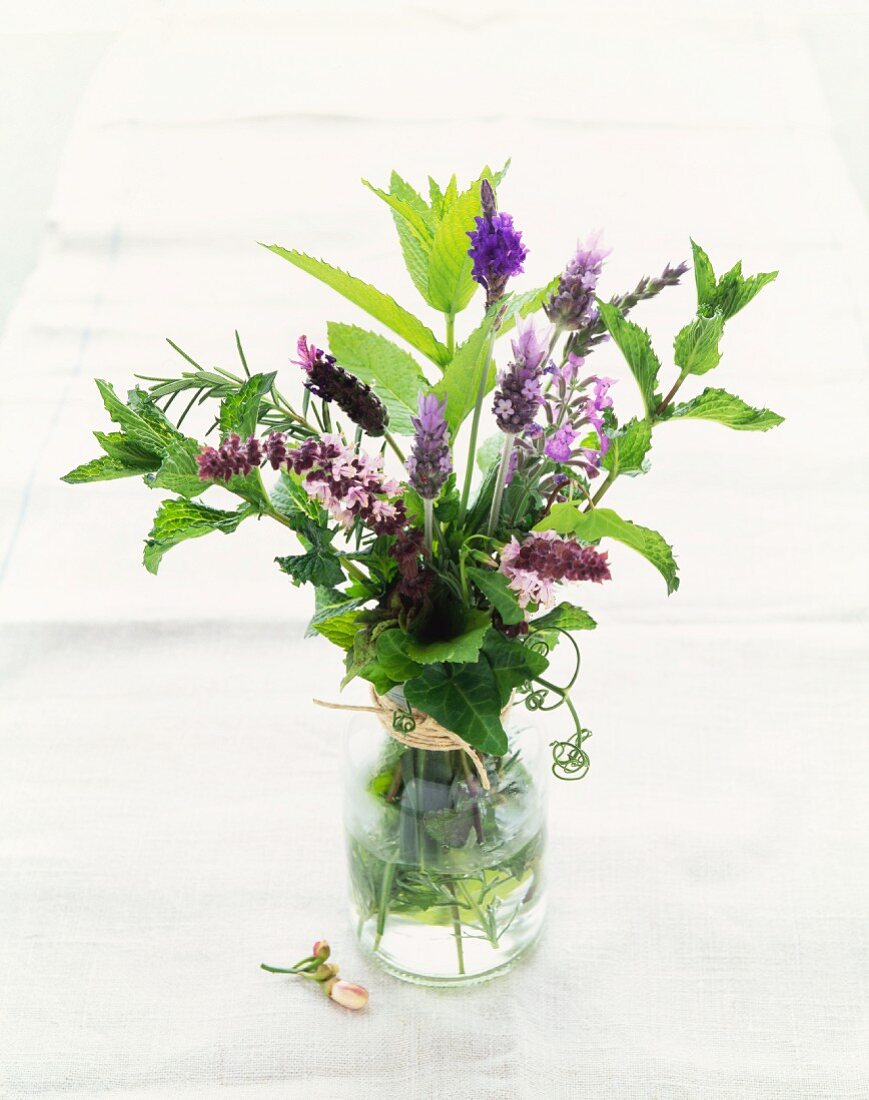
[313,688,503,791]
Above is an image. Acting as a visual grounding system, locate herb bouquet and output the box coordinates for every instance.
[64,163,782,985]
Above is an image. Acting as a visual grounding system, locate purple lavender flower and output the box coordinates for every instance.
[197,434,263,482]
[406,392,452,500]
[491,318,550,435]
[293,336,387,437]
[467,179,528,307]
[544,233,611,331]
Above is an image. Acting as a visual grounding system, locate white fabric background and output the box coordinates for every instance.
[1,2,867,1097]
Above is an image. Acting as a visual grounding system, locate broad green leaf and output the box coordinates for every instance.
[389,170,432,300]
[426,181,481,314]
[713,264,778,319]
[531,602,597,632]
[307,588,368,632]
[312,610,360,651]
[376,629,425,682]
[481,632,549,703]
[690,239,716,306]
[434,312,497,434]
[145,436,206,499]
[223,469,271,510]
[342,624,395,694]
[601,417,651,477]
[264,246,449,366]
[143,498,254,574]
[534,504,679,593]
[362,179,434,247]
[218,372,276,438]
[94,431,162,469]
[466,566,525,625]
[666,387,784,431]
[405,611,492,665]
[597,302,661,417]
[62,455,152,484]
[404,659,508,755]
[275,548,344,588]
[326,322,428,435]
[270,470,324,523]
[674,313,725,376]
[93,383,206,499]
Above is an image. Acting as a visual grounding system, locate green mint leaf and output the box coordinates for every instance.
[326,322,429,435]
[218,372,276,439]
[674,313,725,376]
[601,417,652,477]
[376,629,425,682]
[143,498,254,574]
[405,659,508,755]
[275,548,344,589]
[270,470,324,523]
[426,181,481,314]
[405,610,492,665]
[62,455,154,484]
[144,436,206,499]
[531,602,597,631]
[434,311,497,434]
[362,179,434,248]
[388,170,432,301]
[263,246,449,366]
[690,238,716,306]
[312,610,360,651]
[93,431,162,469]
[597,302,661,417]
[497,277,561,337]
[535,504,679,593]
[466,566,525,625]
[666,387,784,431]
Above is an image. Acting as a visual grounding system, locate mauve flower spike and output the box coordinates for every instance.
[467,179,528,307]
[406,392,452,500]
[293,336,388,437]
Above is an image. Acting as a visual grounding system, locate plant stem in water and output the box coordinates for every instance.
[446,882,466,976]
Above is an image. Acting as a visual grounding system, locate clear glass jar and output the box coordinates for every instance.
[343,698,546,986]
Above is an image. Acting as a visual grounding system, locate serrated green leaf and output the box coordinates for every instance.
[62,455,152,484]
[497,277,560,337]
[666,387,784,431]
[275,548,344,588]
[362,179,434,247]
[597,302,661,417]
[326,322,429,435]
[376,629,425,682]
[534,504,679,593]
[466,566,525,625]
[531,602,597,631]
[218,372,276,438]
[312,610,360,651]
[93,431,162,469]
[601,417,652,477]
[144,436,206,499]
[264,246,449,366]
[426,181,481,314]
[405,611,492,665]
[434,312,497,434]
[389,170,432,300]
[143,498,254,574]
[674,313,725,376]
[690,239,716,306]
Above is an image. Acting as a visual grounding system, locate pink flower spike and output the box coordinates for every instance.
[326,979,369,1010]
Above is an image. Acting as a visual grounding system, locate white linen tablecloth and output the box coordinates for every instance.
[1,2,867,1096]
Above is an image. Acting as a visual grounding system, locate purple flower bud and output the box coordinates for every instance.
[545,233,611,331]
[491,318,548,434]
[406,392,452,500]
[500,530,612,608]
[293,336,388,437]
[197,434,263,482]
[467,180,528,307]
[263,431,289,470]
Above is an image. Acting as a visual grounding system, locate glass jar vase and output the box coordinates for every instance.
[343,696,546,986]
